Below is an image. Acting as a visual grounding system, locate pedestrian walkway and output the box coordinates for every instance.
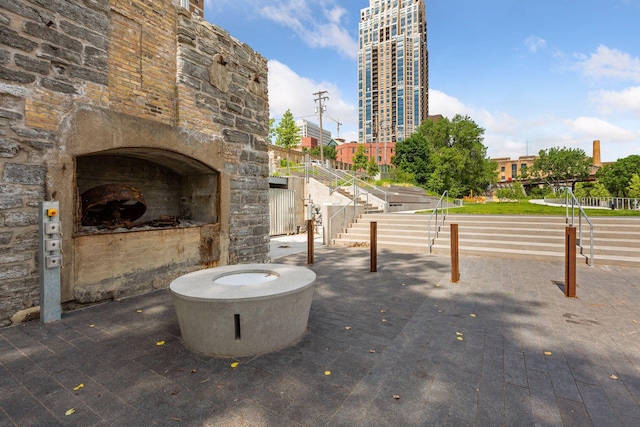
[1,244,639,426]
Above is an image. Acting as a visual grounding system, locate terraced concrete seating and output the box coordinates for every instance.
[332,213,640,268]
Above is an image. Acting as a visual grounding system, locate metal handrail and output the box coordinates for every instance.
[427,190,449,253]
[564,188,594,267]
[312,165,390,213]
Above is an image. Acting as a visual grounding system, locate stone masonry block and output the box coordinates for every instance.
[0,231,11,244]
[0,49,9,64]
[83,46,107,71]
[38,44,82,64]
[3,163,46,185]
[0,0,44,22]
[0,66,36,84]
[0,184,22,209]
[0,25,38,52]
[59,20,107,50]
[23,21,83,53]
[11,126,56,140]
[0,139,19,158]
[0,264,29,281]
[70,65,107,84]
[0,107,25,120]
[28,0,109,33]
[3,211,38,227]
[14,54,50,75]
[181,59,209,82]
[39,77,76,94]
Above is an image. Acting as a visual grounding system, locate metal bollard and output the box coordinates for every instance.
[370,221,377,272]
[451,223,460,283]
[307,219,314,265]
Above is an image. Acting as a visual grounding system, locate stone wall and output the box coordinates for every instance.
[0,0,270,326]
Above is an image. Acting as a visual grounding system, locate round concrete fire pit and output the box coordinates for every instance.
[170,264,316,357]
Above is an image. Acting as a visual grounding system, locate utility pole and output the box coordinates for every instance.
[313,90,329,163]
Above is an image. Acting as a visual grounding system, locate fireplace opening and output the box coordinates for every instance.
[75,149,219,234]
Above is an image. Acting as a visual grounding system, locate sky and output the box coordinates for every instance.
[204,0,640,163]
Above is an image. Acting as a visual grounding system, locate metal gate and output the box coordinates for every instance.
[269,189,297,236]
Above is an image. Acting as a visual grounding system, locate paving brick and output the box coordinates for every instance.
[2,249,640,425]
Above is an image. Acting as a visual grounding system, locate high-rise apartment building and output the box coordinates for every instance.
[358,0,428,144]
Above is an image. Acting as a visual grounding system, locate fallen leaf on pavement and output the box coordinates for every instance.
[137,310,143,313]
[457,337,464,341]
[393,395,400,400]
[324,371,331,376]
[156,340,165,346]
[345,326,352,330]
[230,362,239,368]
[544,351,552,356]
[470,314,476,318]
[610,374,619,380]
[369,349,376,353]
[73,384,84,391]
[89,324,95,328]
[65,409,75,416]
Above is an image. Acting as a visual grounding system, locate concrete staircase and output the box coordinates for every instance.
[334,186,384,214]
[332,213,640,268]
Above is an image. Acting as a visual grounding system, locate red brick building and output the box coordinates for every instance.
[336,142,396,166]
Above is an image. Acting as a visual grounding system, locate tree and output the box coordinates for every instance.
[392,114,497,197]
[596,155,640,197]
[305,145,337,160]
[526,147,592,191]
[267,118,276,144]
[391,131,433,185]
[573,182,590,199]
[366,157,379,178]
[352,144,368,172]
[590,182,610,198]
[274,109,300,173]
[627,174,640,199]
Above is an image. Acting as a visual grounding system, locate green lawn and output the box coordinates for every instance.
[418,201,640,217]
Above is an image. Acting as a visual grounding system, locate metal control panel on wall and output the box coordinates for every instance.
[39,202,62,323]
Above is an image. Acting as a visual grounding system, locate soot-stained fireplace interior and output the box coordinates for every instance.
[75,149,219,234]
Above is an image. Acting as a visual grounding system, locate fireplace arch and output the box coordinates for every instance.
[75,148,219,233]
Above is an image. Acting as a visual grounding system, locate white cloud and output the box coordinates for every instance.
[259,1,358,59]
[430,89,640,161]
[576,45,640,82]
[566,116,638,142]
[524,36,546,53]
[591,86,640,116]
[429,89,469,118]
[268,60,357,139]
